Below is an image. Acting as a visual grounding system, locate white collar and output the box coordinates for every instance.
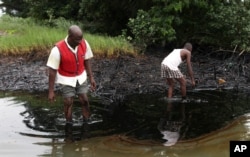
[64,36,78,53]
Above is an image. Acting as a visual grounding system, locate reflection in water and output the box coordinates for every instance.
[157,98,186,146]
[64,122,90,143]
[44,113,250,157]
[64,123,74,143]
[1,89,250,157]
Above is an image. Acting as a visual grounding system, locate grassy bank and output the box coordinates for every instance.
[0,15,137,59]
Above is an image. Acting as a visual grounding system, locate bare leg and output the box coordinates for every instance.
[64,97,74,122]
[166,78,175,98]
[78,93,91,119]
[180,104,186,121]
[176,77,186,99]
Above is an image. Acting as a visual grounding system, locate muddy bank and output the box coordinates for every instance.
[1,51,250,103]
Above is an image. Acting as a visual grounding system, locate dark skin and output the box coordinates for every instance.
[166,44,195,98]
[48,25,96,122]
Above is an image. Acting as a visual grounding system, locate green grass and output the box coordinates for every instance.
[0,15,138,59]
[86,34,137,57]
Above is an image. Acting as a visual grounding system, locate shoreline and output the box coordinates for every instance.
[0,53,250,103]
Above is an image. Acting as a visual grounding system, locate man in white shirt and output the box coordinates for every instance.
[161,42,195,102]
[47,25,96,123]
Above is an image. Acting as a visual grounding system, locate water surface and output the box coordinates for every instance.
[0,89,250,157]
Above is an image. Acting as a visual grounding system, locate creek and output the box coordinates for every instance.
[1,51,250,157]
[0,88,250,157]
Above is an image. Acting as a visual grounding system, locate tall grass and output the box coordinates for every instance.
[0,15,137,59]
[86,34,137,57]
[0,16,64,57]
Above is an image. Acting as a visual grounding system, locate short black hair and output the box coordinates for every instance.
[184,42,192,51]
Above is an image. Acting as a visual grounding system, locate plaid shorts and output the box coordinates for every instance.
[161,64,183,78]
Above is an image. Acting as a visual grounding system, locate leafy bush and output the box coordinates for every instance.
[205,1,250,52]
[127,10,176,51]
[126,0,191,50]
[127,0,250,53]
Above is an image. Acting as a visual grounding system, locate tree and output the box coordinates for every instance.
[0,0,153,36]
[2,0,250,53]
[79,0,153,35]
[204,0,250,52]
[0,0,29,17]
[127,0,194,49]
[127,0,250,52]
[24,0,81,21]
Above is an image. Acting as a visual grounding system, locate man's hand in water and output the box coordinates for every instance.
[186,79,196,88]
[48,91,56,103]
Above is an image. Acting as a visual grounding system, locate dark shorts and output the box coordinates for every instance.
[60,81,89,98]
[161,64,183,78]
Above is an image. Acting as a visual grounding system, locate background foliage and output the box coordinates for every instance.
[1,0,250,53]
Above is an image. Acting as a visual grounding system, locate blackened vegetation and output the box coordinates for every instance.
[91,50,250,104]
[1,50,250,104]
[1,50,250,142]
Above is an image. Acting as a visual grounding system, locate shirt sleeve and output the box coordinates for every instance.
[46,46,60,70]
[84,40,94,60]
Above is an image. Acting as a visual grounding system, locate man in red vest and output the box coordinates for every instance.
[47,25,96,124]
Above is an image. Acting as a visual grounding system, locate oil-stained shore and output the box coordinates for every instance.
[1,50,250,97]
[1,50,250,142]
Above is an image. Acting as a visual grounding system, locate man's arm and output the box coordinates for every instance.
[185,50,195,87]
[84,59,96,91]
[48,68,57,102]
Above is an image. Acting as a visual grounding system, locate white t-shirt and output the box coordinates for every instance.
[161,49,182,71]
[46,37,94,87]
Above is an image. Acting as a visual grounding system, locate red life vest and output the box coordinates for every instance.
[56,40,87,77]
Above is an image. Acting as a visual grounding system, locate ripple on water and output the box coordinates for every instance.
[76,114,250,157]
[1,90,250,157]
